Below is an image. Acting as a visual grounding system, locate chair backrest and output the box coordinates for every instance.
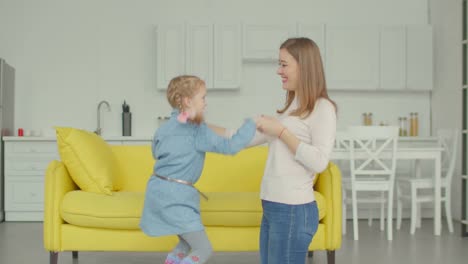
[346,126,399,186]
[335,130,351,150]
[436,128,459,183]
[335,130,351,176]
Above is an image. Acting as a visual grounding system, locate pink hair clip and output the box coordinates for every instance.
[177,111,189,123]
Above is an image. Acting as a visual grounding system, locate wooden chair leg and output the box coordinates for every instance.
[327,250,335,264]
[50,252,58,264]
[72,251,78,259]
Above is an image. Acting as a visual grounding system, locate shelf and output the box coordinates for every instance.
[462,220,468,225]
[463,175,468,180]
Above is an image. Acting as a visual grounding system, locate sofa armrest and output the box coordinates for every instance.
[315,162,342,250]
[43,160,78,252]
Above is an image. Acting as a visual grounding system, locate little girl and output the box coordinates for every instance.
[139,75,257,264]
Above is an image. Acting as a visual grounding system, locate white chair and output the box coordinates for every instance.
[396,129,458,234]
[342,126,399,240]
[338,131,385,235]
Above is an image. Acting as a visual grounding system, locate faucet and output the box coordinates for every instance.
[95,100,111,135]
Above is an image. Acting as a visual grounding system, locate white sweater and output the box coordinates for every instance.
[250,98,337,205]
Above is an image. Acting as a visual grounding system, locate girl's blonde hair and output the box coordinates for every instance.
[277,37,336,118]
[166,75,205,110]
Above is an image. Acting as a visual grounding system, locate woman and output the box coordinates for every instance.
[254,37,337,264]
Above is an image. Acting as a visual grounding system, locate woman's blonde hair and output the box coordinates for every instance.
[277,37,336,118]
[166,75,205,110]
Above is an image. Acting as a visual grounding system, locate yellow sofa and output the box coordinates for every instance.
[44,145,342,264]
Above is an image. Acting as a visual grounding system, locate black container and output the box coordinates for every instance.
[122,112,132,136]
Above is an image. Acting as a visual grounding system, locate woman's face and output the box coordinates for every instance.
[277,48,299,91]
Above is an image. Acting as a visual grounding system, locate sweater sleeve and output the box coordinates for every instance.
[225,127,271,147]
[195,119,257,155]
[294,100,337,173]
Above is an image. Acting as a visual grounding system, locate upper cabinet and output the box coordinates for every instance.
[156,22,242,90]
[155,24,185,90]
[380,26,406,90]
[406,25,433,91]
[214,24,242,88]
[186,23,214,89]
[157,22,433,92]
[242,24,297,61]
[325,26,380,90]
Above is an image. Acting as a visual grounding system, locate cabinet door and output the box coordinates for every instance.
[186,23,214,88]
[297,24,326,63]
[214,23,241,89]
[156,24,185,90]
[243,23,297,61]
[407,25,433,91]
[326,26,379,90]
[380,26,406,90]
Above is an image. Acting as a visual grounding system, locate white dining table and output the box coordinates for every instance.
[331,136,443,236]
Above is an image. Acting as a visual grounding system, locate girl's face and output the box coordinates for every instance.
[185,84,207,124]
[277,48,299,91]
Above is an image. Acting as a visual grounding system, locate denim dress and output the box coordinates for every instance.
[140,110,256,237]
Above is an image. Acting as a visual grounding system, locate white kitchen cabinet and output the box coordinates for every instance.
[406,25,433,91]
[156,24,186,90]
[214,24,242,89]
[4,139,58,221]
[186,23,214,89]
[2,137,151,221]
[157,23,242,90]
[242,23,297,61]
[326,25,380,90]
[380,26,406,90]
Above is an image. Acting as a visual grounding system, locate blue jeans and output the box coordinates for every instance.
[260,200,319,264]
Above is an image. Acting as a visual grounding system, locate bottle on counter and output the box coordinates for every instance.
[398,117,403,136]
[409,113,414,136]
[402,117,408,136]
[414,112,419,136]
[368,113,373,126]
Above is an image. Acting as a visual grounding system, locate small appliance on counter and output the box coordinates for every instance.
[122,101,131,136]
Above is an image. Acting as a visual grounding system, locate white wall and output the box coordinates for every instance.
[6,0,466,222]
[430,0,463,221]
[0,0,430,137]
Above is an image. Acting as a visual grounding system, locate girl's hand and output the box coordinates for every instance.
[256,115,285,137]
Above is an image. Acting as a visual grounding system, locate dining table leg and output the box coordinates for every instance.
[434,153,441,236]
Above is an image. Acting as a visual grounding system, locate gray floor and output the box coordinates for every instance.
[1,220,468,264]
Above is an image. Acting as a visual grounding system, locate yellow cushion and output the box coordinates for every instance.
[110,145,154,191]
[56,127,118,195]
[61,191,143,229]
[196,147,268,192]
[60,190,326,230]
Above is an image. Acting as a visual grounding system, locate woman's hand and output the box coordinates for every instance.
[256,115,285,137]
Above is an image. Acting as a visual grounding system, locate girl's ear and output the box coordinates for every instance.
[182,97,192,108]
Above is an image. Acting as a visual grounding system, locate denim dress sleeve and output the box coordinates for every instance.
[195,118,256,155]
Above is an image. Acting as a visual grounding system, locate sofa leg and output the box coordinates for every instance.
[327,250,335,264]
[50,252,58,264]
[307,251,314,258]
[72,251,78,259]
